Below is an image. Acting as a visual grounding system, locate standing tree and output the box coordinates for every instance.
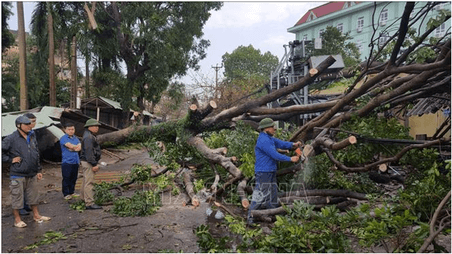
[102,2,223,111]
[217,45,279,109]
[2,2,15,52]
[222,44,279,82]
[312,26,361,67]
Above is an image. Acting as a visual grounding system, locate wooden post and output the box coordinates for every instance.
[48,10,56,106]
[17,2,28,110]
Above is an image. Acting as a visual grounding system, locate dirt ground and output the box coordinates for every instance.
[1,148,211,253]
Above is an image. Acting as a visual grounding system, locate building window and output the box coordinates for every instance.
[357,17,364,32]
[337,23,343,33]
[356,39,362,54]
[380,9,388,26]
[435,23,446,37]
[379,35,388,48]
[303,34,308,41]
[319,29,324,38]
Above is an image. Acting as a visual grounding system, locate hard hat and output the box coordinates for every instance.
[258,118,275,130]
[84,118,101,128]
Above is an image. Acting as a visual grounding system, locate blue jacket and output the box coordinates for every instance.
[2,130,41,177]
[254,132,293,173]
[60,134,81,164]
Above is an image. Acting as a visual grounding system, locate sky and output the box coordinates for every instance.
[6,1,325,89]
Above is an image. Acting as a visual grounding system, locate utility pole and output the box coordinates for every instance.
[211,63,223,87]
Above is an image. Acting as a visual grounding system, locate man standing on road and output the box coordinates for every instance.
[18,112,38,215]
[247,118,301,225]
[60,122,81,200]
[2,115,51,228]
[80,119,102,210]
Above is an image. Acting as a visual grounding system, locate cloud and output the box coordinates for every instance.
[206,2,323,29]
[261,34,294,48]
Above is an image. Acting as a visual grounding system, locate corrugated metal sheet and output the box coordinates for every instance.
[99,96,122,109]
[406,93,451,117]
[2,109,63,138]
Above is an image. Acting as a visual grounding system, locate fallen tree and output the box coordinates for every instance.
[96,3,450,250]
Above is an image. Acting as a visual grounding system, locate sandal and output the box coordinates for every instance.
[34,216,51,223]
[14,221,27,228]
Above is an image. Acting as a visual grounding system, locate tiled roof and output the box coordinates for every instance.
[294,2,358,26]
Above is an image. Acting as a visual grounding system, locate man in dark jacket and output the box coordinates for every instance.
[80,118,102,209]
[247,118,301,225]
[20,112,37,215]
[2,116,51,228]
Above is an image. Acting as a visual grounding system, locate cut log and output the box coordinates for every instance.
[309,68,319,77]
[379,163,388,172]
[210,165,220,193]
[311,135,357,151]
[198,100,217,119]
[183,169,199,207]
[237,179,249,208]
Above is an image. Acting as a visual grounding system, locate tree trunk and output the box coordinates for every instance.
[186,136,241,177]
[17,2,27,110]
[70,35,77,109]
[48,10,56,106]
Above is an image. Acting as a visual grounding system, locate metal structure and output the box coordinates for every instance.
[268,40,345,124]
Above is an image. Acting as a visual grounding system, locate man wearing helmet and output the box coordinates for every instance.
[247,118,302,225]
[80,118,102,210]
[2,115,51,228]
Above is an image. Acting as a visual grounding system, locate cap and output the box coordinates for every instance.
[15,115,31,127]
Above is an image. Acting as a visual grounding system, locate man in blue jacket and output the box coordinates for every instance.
[2,116,51,228]
[60,122,81,200]
[80,119,102,210]
[247,118,301,225]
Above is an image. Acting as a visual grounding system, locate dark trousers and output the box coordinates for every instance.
[248,171,280,220]
[62,163,79,196]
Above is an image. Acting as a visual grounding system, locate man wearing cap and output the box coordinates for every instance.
[247,118,302,225]
[80,119,102,209]
[19,112,38,215]
[2,116,51,227]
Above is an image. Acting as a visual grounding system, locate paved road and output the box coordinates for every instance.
[1,149,207,253]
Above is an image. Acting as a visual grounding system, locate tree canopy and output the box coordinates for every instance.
[312,26,361,67]
[103,2,223,111]
[222,45,279,82]
[2,2,15,52]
